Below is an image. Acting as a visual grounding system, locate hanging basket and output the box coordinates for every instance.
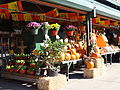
[50,30,58,36]
[66,31,74,36]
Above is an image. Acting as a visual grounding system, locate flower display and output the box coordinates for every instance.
[41,22,50,30]
[26,22,41,28]
[49,23,61,31]
[66,25,76,31]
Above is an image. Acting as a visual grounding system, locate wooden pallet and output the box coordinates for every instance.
[1,72,40,83]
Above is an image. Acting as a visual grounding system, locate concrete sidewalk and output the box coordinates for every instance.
[61,63,120,90]
[0,63,120,90]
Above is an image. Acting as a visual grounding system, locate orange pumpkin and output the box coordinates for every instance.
[96,35,108,48]
[71,54,76,60]
[90,52,101,58]
[86,61,94,69]
[70,49,76,55]
[65,53,71,60]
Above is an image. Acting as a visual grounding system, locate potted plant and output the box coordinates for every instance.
[41,22,50,35]
[19,66,26,74]
[65,25,76,36]
[14,65,22,72]
[19,60,25,66]
[5,65,10,72]
[49,23,61,36]
[39,39,68,76]
[27,67,35,75]
[9,65,14,72]
[26,22,41,35]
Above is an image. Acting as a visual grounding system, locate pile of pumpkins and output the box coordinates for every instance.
[58,41,87,61]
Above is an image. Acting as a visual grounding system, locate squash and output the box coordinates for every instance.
[65,53,71,60]
[57,53,65,62]
[75,53,80,59]
[71,54,76,60]
[86,61,94,69]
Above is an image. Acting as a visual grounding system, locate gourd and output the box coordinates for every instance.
[65,53,71,60]
[71,54,76,60]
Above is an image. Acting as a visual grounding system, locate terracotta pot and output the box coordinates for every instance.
[19,63,25,66]
[9,69,14,72]
[66,31,74,36]
[27,70,35,75]
[6,69,10,72]
[30,64,36,67]
[50,30,58,36]
[19,70,26,74]
[14,69,19,72]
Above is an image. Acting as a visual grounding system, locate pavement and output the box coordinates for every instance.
[0,63,120,90]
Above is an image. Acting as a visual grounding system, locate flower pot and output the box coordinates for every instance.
[6,69,10,72]
[27,70,35,75]
[30,64,36,67]
[9,69,14,72]
[15,63,20,65]
[14,69,19,72]
[19,63,25,66]
[19,70,26,74]
[66,31,74,36]
[47,69,58,77]
[50,30,58,36]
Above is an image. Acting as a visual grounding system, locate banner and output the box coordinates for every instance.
[58,13,68,19]
[92,18,96,23]
[99,21,105,25]
[113,22,118,26]
[95,18,100,23]
[31,15,39,21]
[105,20,110,25]
[11,14,18,21]
[8,1,19,12]
[18,14,24,21]
[45,8,58,18]
[0,13,10,19]
[82,16,86,21]
[24,14,32,21]
[0,4,8,13]
[38,14,46,21]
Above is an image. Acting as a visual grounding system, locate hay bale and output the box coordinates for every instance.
[83,68,98,78]
[94,57,104,68]
[37,74,67,90]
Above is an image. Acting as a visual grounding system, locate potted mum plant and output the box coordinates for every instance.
[49,23,61,36]
[26,22,41,35]
[27,67,35,75]
[19,66,26,74]
[41,22,50,35]
[65,25,76,36]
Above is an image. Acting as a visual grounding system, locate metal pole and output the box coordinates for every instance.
[86,15,91,56]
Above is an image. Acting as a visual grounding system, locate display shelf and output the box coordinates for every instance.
[1,72,39,83]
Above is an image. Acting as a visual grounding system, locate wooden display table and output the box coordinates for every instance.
[1,72,39,82]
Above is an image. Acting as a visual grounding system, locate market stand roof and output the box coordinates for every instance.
[42,0,120,21]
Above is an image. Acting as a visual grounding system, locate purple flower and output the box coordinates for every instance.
[66,25,75,31]
[26,22,41,28]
